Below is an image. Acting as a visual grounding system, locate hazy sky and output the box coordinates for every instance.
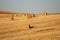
[0,0,60,13]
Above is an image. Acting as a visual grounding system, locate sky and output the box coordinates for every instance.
[0,0,60,13]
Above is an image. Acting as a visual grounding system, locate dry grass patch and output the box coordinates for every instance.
[17,25,29,30]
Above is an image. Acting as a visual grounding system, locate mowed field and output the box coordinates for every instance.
[0,12,60,40]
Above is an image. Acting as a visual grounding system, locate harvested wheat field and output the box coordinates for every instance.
[0,11,60,40]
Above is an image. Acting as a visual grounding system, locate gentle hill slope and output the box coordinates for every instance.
[0,13,60,40]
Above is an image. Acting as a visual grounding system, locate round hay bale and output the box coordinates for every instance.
[11,14,15,20]
[32,14,35,17]
[43,12,47,16]
[11,14,17,20]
